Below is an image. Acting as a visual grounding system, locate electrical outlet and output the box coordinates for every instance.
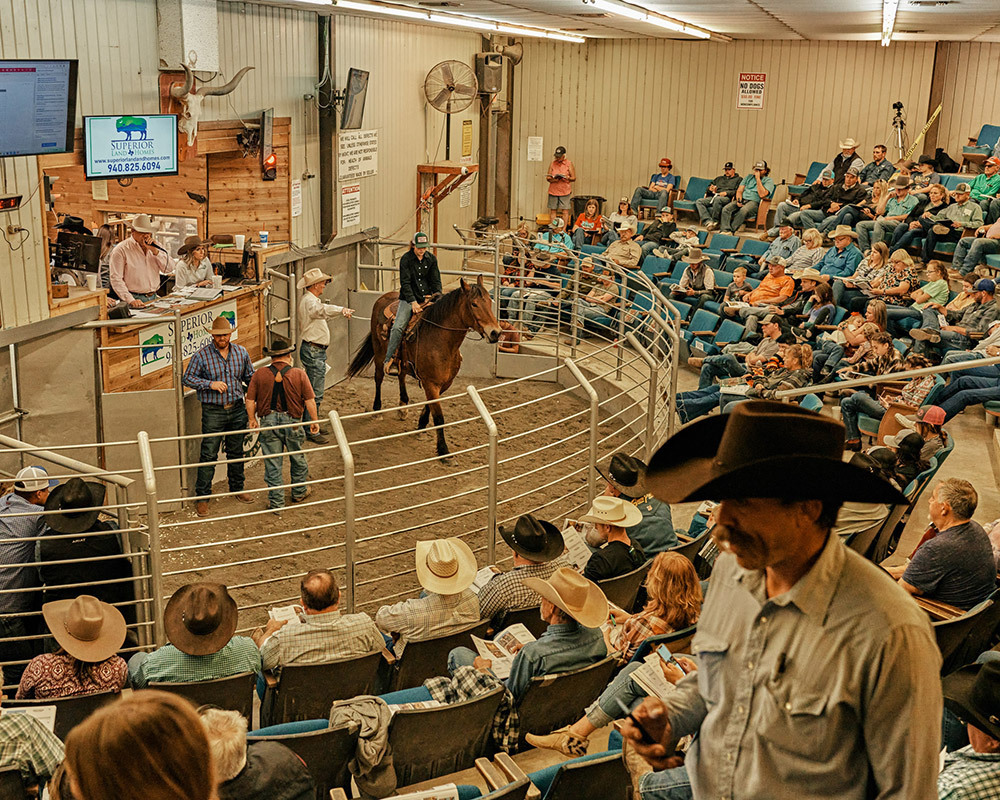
[6,225,25,236]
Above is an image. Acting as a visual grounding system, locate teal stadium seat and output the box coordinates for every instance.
[672,177,712,220]
[788,161,826,196]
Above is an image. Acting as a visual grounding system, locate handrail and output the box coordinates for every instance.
[0,434,134,490]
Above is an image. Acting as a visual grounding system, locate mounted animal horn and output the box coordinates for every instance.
[200,66,255,96]
[169,64,195,98]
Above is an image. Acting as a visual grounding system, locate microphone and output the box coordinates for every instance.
[148,241,168,253]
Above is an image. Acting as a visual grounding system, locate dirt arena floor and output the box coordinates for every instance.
[158,375,638,628]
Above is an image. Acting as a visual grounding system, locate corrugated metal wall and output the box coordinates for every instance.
[934,42,1000,158]
[511,39,936,221]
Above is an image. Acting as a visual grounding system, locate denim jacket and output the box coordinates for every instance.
[505,621,607,703]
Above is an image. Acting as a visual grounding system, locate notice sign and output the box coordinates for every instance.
[139,300,238,376]
[527,136,543,162]
[338,129,378,181]
[462,119,473,158]
[291,179,302,218]
[737,73,766,110]
[341,183,361,228]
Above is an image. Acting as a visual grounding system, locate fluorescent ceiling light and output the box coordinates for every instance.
[588,0,715,40]
[881,0,901,46]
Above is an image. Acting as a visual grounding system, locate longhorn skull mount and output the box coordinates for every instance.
[169,65,254,146]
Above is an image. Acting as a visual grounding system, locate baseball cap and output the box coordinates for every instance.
[723,161,734,170]
[760,313,781,326]
[956,182,972,193]
[659,207,673,215]
[552,217,566,229]
[766,255,787,266]
[554,146,566,156]
[752,160,767,171]
[896,405,946,429]
[820,168,835,180]
[987,156,1000,168]
[413,232,429,246]
[619,196,629,203]
[975,278,996,293]
[659,157,672,167]
[14,466,58,493]
[847,166,861,177]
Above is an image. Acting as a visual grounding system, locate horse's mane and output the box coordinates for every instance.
[419,283,488,327]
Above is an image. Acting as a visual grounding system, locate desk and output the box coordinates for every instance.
[210,242,291,282]
[100,283,268,393]
[51,286,109,320]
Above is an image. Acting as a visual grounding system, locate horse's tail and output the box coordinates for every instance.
[347,333,376,378]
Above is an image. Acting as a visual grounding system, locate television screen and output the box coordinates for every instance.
[341,68,369,131]
[0,60,78,157]
[83,115,179,180]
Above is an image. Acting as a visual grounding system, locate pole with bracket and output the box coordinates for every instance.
[137,431,166,647]
[171,311,188,493]
[467,385,498,565]
[626,332,660,462]
[329,410,357,613]
[563,357,599,506]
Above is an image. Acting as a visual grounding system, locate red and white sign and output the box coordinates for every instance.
[341,183,361,228]
[737,72,766,110]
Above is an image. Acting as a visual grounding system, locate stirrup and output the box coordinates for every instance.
[385,358,401,376]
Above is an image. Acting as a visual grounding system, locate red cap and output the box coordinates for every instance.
[916,405,946,426]
[659,158,672,167]
[987,156,1000,168]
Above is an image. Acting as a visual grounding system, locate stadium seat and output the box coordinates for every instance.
[668,528,711,566]
[788,161,826,196]
[657,261,687,287]
[939,174,964,191]
[628,625,698,664]
[596,559,650,611]
[4,689,119,741]
[149,672,256,721]
[527,751,629,800]
[251,724,358,798]
[672,177,712,220]
[391,618,491,691]
[985,400,1000,424]
[640,255,671,283]
[962,124,1000,169]
[0,767,25,800]
[682,309,720,343]
[581,244,606,257]
[933,589,1000,675]
[693,318,746,356]
[667,298,693,321]
[702,233,739,256]
[722,239,770,270]
[985,254,1000,272]
[498,606,548,638]
[844,511,896,559]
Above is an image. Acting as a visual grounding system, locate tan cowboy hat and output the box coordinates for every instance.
[681,248,708,265]
[297,268,332,290]
[828,224,858,240]
[205,315,236,335]
[578,495,643,528]
[164,583,239,656]
[523,568,608,629]
[415,538,477,595]
[177,236,211,256]
[798,268,828,283]
[130,214,157,234]
[43,595,126,663]
[838,137,859,149]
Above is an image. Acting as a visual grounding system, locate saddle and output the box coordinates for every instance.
[379,300,425,345]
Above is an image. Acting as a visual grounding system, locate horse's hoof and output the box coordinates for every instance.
[438,453,453,464]
[397,407,408,420]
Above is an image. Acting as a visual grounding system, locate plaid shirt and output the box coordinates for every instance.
[425,665,518,753]
[0,493,45,613]
[938,748,1000,800]
[130,636,261,689]
[375,589,479,655]
[0,711,64,785]
[260,610,383,671]
[478,554,574,624]
[182,341,254,406]
[609,610,672,662]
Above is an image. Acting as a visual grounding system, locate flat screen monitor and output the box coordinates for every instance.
[83,114,178,180]
[54,231,101,273]
[341,68,369,130]
[0,60,78,157]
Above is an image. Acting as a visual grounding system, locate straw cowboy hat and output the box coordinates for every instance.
[415,538,477,595]
[646,400,906,505]
[500,514,565,563]
[578,495,643,528]
[205,315,236,335]
[942,660,1000,741]
[838,137,860,149]
[596,453,648,499]
[130,214,157,234]
[828,225,858,240]
[164,583,239,656]
[297,268,332,290]
[44,477,107,534]
[523,568,608,629]
[798,268,829,283]
[177,236,211,257]
[43,595,126,663]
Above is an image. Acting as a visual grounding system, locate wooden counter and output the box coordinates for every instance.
[100,283,268,393]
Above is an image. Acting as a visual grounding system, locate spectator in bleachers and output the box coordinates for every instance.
[828,178,890,233]
[840,330,902,380]
[720,343,812,411]
[840,353,935,450]
[525,552,702,756]
[783,227,826,273]
[655,227,700,260]
[912,278,998,359]
[811,301,887,382]
[695,162,742,227]
[598,452,677,554]
[478,514,571,626]
[253,569,382,675]
[765,171,833,238]
[953,218,1000,277]
[18,594,127,699]
[571,198,602,250]
[755,223,800,272]
[932,368,1000,424]
[636,208,677,263]
[942,319,1000,366]
[668,249,715,309]
[688,314,782,389]
[603,221,642,271]
[863,248,916,311]
[833,241,889,309]
[725,256,795,332]
[880,431,930,489]
[375,538,479,654]
[631,158,678,214]
[533,217,574,271]
[64,690,215,800]
[722,265,751,304]
[624,401,938,800]
[601,198,638,246]
[888,478,994,611]
[768,267,823,322]
[0,465,57,686]
[502,257,561,336]
[938,660,1000,798]
[806,167,869,234]
[857,176,918,252]
[890,183,951,254]
[718,160,774,233]
[787,277,836,339]
[128,582,261,689]
[886,259,948,334]
[545,145,575,228]
[920,182,984,263]
[578,496,645,582]
[816,225,864,279]
[200,707,315,800]
[893,404,950,460]
[824,136,865,183]
[0,666,64,792]
[572,270,621,341]
[969,155,1000,222]
[859,144,895,187]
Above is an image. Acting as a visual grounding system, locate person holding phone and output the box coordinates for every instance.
[108,214,173,307]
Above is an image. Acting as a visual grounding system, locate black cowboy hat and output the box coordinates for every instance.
[499,514,565,563]
[265,338,295,357]
[55,215,91,234]
[943,660,1000,741]
[596,453,648,499]
[43,477,107,534]
[646,400,906,505]
[164,583,238,656]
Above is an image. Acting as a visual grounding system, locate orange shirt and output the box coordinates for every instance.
[747,273,795,306]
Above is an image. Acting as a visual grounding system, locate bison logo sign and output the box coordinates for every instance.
[116,116,148,140]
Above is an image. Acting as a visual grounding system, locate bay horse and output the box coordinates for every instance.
[347,274,502,457]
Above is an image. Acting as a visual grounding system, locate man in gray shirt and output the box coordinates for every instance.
[623,401,942,800]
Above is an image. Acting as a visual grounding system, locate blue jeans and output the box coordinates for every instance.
[447,646,481,674]
[941,350,987,367]
[195,403,248,497]
[698,354,745,389]
[259,412,309,508]
[839,392,885,441]
[885,305,923,336]
[695,195,727,224]
[952,236,1000,276]
[795,208,827,231]
[922,225,961,263]
[385,300,413,363]
[676,386,721,423]
[766,201,798,236]
[936,375,1000,421]
[822,205,865,232]
[813,340,845,381]
[299,341,328,407]
[632,187,671,212]
[914,308,972,356]
[721,199,760,233]
[639,766,693,800]
[583,662,646,728]
[507,289,552,331]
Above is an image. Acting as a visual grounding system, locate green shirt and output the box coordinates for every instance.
[912,278,949,311]
[130,635,262,688]
[969,171,1000,201]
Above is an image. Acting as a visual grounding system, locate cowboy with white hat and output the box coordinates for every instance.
[826,137,864,184]
[577,496,646,583]
[108,213,172,307]
[297,268,354,444]
[597,453,678,555]
[182,316,256,516]
[375,537,479,655]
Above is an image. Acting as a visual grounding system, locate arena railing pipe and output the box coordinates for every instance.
[467,385,499,566]
[329,410,357,614]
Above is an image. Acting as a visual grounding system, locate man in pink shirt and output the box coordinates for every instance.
[546,145,576,228]
[108,214,172,307]
[953,218,1000,277]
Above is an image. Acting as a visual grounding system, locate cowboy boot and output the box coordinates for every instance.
[525,726,590,757]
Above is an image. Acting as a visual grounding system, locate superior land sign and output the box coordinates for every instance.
[737,72,766,110]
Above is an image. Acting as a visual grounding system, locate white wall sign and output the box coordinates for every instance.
[139,300,238,376]
[341,183,361,228]
[338,129,378,181]
[527,136,543,162]
[459,184,471,209]
[291,179,302,218]
[737,72,766,110]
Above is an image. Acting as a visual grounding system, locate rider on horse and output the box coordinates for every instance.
[384,231,442,376]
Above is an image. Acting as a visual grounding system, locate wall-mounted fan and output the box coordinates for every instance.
[423,60,478,160]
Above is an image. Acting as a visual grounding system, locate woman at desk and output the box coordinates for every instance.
[174,236,215,288]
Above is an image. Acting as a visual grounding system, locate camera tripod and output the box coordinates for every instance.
[889,103,908,162]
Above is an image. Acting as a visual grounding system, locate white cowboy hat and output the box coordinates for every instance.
[415,538,477,595]
[838,137,859,149]
[577,495,643,527]
[130,214,157,233]
[297,268,332,290]
[523,567,609,628]
[828,224,858,240]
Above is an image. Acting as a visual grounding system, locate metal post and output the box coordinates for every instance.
[137,431,165,647]
[626,332,659,462]
[563,358,599,506]
[645,305,681,438]
[171,312,188,493]
[493,242,501,377]
[570,265,580,360]
[467,386,498,565]
[616,282,627,381]
[329,410,357,613]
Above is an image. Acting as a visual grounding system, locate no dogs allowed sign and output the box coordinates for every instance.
[737,72,766,109]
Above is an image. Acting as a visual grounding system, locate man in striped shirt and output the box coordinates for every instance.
[183,316,255,517]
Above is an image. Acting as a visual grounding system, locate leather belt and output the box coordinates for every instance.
[222,403,236,409]
[303,340,328,349]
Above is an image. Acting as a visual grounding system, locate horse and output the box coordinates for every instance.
[347,274,502,457]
